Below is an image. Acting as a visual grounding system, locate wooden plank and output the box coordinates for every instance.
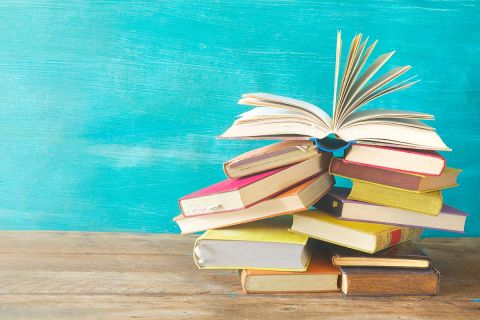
[0,232,478,320]
[0,295,478,320]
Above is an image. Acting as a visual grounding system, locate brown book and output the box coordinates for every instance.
[339,266,440,296]
[330,158,460,192]
[329,241,431,268]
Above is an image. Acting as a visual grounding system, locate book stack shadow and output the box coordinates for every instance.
[175,141,467,296]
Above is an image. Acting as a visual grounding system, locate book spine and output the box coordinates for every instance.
[374,227,423,252]
[330,158,421,191]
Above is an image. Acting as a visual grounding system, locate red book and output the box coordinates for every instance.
[330,158,460,192]
[344,144,446,176]
[179,153,330,217]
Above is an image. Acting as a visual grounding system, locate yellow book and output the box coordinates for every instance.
[348,179,443,215]
[290,210,422,254]
[193,215,313,271]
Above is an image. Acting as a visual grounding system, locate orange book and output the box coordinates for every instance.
[240,246,340,293]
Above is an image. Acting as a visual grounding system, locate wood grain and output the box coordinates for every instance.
[0,232,478,319]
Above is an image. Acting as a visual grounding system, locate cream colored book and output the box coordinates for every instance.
[290,210,422,254]
[223,140,319,179]
[174,172,334,234]
[220,32,449,151]
[193,215,314,271]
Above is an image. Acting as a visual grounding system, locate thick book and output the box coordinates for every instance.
[328,241,431,268]
[330,158,460,192]
[344,144,446,176]
[174,172,333,234]
[179,153,330,217]
[348,179,443,215]
[219,32,449,151]
[240,246,340,294]
[223,140,319,179]
[316,188,467,233]
[339,266,440,296]
[290,210,422,254]
[193,216,313,271]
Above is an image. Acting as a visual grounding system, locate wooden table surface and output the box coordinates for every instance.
[0,232,478,319]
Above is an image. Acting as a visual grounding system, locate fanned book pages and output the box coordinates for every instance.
[220,31,450,151]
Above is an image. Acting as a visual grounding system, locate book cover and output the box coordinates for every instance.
[193,216,313,271]
[328,241,431,268]
[174,172,334,234]
[348,179,443,215]
[330,158,460,192]
[339,266,440,296]
[181,165,286,200]
[315,187,467,233]
[197,215,307,245]
[179,154,329,217]
[240,246,340,293]
[291,210,422,254]
[223,140,319,179]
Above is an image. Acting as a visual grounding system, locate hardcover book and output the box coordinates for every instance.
[240,246,340,294]
[330,158,460,192]
[344,144,446,176]
[339,266,440,296]
[223,140,319,179]
[193,216,314,271]
[174,172,334,234]
[316,187,467,233]
[290,210,422,254]
[179,153,330,217]
[328,241,431,268]
[219,32,449,151]
[348,179,443,215]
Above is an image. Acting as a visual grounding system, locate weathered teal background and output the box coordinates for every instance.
[0,1,478,236]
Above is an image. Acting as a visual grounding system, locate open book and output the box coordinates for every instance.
[220,32,450,151]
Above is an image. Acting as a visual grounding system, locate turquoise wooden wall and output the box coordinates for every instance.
[0,1,478,236]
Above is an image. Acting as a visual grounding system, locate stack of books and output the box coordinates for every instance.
[174,32,468,296]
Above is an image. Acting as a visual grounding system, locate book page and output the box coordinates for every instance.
[336,34,362,122]
[336,37,367,117]
[332,30,342,122]
[344,118,434,130]
[351,77,419,111]
[338,51,395,121]
[336,123,450,151]
[241,93,332,129]
[340,109,433,127]
[340,65,411,123]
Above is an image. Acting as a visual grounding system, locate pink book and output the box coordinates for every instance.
[179,153,330,217]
